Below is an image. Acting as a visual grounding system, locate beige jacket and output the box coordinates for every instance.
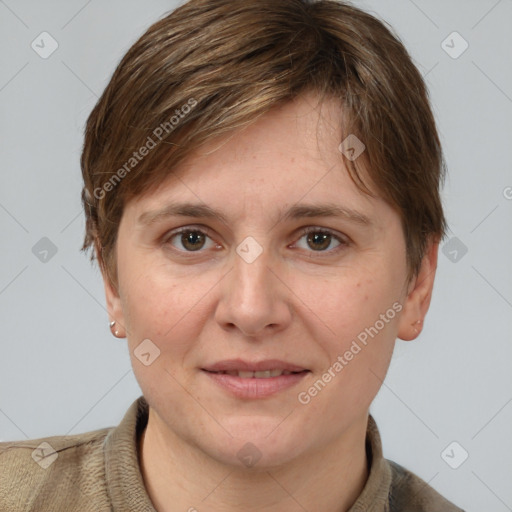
[0,396,464,511]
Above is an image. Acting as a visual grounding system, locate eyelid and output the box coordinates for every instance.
[295,225,348,242]
[162,224,216,241]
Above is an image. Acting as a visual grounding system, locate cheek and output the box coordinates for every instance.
[308,269,400,389]
[118,259,212,352]
[297,283,397,431]
[120,270,206,395]
[314,271,398,343]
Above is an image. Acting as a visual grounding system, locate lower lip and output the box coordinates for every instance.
[202,370,309,399]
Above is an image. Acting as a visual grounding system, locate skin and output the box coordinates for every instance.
[99,91,439,512]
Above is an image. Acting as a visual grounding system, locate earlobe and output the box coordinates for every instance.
[95,240,127,339]
[104,277,127,339]
[397,238,439,341]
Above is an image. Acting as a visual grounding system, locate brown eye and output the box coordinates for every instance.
[294,228,347,254]
[179,230,206,251]
[306,232,332,251]
[166,228,217,252]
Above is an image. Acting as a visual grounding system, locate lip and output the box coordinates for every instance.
[202,358,308,373]
[201,359,310,399]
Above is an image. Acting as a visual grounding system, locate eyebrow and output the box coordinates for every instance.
[137,201,373,227]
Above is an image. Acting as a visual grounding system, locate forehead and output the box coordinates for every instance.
[124,93,388,228]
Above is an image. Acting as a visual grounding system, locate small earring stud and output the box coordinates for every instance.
[109,320,124,338]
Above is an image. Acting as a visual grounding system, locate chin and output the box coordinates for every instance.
[212,440,305,471]
[211,415,309,469]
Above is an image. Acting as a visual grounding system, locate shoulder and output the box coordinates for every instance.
[387,459,465,511]
[0,426,113,512]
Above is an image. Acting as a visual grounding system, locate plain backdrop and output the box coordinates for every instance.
[1,1,511,510]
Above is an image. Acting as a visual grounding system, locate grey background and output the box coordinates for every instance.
[1,0,511,510]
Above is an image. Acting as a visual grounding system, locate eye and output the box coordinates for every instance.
[164,227,219,252]
[293,227,348,255]
[162,225,349,256]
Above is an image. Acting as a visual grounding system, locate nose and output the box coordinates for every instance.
[214,240,293,338]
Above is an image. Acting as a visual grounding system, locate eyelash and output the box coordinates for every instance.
[162,225,349,257]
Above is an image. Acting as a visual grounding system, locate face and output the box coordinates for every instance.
[103,92,438,469]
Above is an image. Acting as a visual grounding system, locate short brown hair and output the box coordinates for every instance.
[81,0,448,288]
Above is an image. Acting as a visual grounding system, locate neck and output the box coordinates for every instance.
[139,410,369,512]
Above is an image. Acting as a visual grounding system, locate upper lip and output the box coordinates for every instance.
[202,359,309,372]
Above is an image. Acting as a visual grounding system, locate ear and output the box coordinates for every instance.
[397,237,439,341]
[94,240,127,338]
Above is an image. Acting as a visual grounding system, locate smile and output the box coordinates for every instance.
[201,361,310,398]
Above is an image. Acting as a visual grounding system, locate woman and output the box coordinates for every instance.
[0,0,464,510]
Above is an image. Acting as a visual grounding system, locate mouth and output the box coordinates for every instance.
[203,369,307,378]
[201,359,310,398]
